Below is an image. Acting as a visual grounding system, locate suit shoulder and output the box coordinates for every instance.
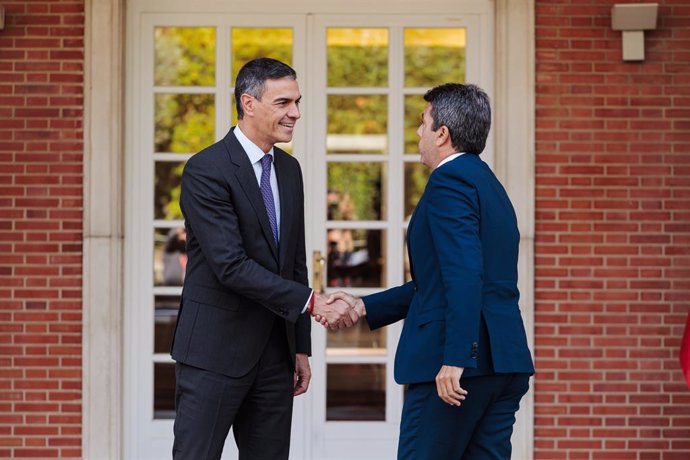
[185,140,228,171]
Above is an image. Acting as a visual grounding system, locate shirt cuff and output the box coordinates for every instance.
[302,290,314,315]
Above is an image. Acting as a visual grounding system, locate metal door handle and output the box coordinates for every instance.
[312,250,325,294]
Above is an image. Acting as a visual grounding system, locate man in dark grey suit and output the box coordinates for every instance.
[171,58,355,460]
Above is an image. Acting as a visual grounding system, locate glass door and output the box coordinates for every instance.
[126,9,488,460]
[125,14,307,459]
[307,14,482,459]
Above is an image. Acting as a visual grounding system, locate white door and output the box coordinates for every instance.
[305,14,488,459]
[125,4,493,459]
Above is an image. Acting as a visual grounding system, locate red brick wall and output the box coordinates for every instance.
[535,0,690,458]
[0,1,84,458]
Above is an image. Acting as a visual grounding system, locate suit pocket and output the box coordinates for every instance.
[415,308,444,326]
[184,284,240,311]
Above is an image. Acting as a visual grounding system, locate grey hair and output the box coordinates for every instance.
[234,57,297,119]
[423,83,491,154]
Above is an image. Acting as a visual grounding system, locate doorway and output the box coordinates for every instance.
[124,4,498,459]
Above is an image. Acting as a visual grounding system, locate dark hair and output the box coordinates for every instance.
[423,83,491,154]
[234,58,297,119]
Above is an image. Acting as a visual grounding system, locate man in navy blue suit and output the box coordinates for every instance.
[327,83,535,459]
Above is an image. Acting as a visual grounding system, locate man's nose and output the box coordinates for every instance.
[288,103,300,119]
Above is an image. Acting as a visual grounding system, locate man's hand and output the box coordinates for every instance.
[435,365,468,406]
[329,291,366,317]
[312,293,358,330]
[313,291,366,330]
[293,353,311,396]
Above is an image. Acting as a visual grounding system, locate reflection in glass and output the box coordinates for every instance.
[327,320,385,350]
[327,95,387,154]
[404,95,427,154]
[154,27,215,87]
[327,28,388,87]
[327,163,383,221]
[327,229,385,288]
[404,28,466,87]
[155,161,185,220]
[154,363,176,419]
[404,162,431,219]
[155,296,180,354]
[155,93,215,153]
[154,227,187,287]
[327,364,385,421]
[231,28,293,85]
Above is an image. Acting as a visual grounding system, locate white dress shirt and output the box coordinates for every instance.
[234,125,281,233]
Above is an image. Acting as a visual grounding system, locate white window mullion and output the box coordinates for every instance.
[217,24,232,140]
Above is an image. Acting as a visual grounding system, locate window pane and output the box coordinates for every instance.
[231,28,293,85]
[404,94,427,154]
[155,295,180,354]
[327,162,384,221]
[154,27,215,87]
[154,227,187,287]
[327,364,385,421]
[404,28,466,87]
[155,93,215,153]
[154,161,185,220]
[326,321,385,351]
[327,229,385,288]
[327,28,388,87]
[404,162,431,219]
[154,363,176,419]
[327,95,387,154]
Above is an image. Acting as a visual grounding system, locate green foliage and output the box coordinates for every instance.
[328,46,387,87]
[154,162,185,220]
[328,163,382,221]
[405,46,466,87]
[154,94,215,153]
[155,27,215,86]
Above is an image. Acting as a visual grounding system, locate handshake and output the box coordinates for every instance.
[311,291,365,331]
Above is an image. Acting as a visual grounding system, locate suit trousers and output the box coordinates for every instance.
[172,319,294,460]
[398,373,530,460]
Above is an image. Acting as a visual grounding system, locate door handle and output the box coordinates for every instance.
[312,250,326,294]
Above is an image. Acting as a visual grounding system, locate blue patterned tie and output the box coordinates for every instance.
[260,154,279,246]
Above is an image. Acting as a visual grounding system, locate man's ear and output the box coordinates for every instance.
[436,125,450,147]
[240,94,254,117]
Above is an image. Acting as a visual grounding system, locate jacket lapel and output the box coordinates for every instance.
[274,150,292,270]
[223,128,279,261]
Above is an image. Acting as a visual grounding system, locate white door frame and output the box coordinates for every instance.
[83,1,534,458]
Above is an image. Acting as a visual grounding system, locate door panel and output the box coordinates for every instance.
[307,14,478,459]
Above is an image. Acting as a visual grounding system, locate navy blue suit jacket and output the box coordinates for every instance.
[364,154,534,384]
[171,128,312,378]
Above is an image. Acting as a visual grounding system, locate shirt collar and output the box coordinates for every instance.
[436,152,465,169]
[234,125,275,165]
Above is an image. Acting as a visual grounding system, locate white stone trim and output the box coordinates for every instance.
[82,0,125,459]
[495,1,536,458]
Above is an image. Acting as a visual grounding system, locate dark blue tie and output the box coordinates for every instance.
[260,154,279,245]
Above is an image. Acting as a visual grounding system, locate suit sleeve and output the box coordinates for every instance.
[426,168,483,368]
[181,154,311,323]
[292,165,312,355]
[363,281,415,330]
